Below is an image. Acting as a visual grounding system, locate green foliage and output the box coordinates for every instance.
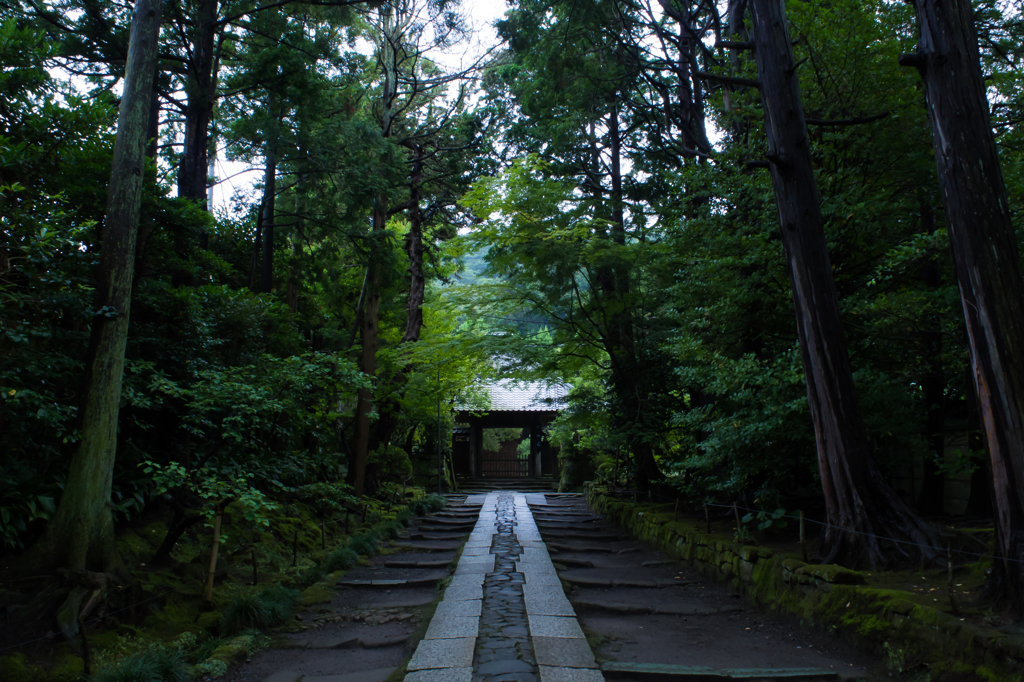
[90,647,187,682]
[348,532,379,557]
[324,545,359,572]
[297,481,357,518]
[220,585,300,635]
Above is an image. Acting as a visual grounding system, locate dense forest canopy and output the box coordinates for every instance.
[4,0,1024,617]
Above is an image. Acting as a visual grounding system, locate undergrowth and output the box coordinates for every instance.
[220,585,300,635]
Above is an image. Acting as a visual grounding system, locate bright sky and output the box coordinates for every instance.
[209,0,508,213]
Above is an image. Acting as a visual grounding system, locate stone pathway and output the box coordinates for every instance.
[224,500,483,682]
[533,497,883,681]
[406,493,601,682]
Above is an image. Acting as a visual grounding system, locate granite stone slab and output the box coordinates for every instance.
[528,615,586,639]
[532,636,597,668]
[442,583,484,601]
[403,667,473,682]
[448,573,486,587]
[459,546,492,556]
[406,637,476,670]
[454,561,493,575]
[433,598,482,618]
[425,615,479,640]
[537,666,605,682]
[524,589,575,616]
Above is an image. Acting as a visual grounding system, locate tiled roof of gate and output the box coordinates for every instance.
[477,380,569,412]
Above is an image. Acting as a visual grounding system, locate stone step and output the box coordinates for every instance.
[601,661,838,680]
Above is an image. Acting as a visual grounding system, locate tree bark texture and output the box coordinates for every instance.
[32,0,163,571]
[349,196,385,497]
[401,153,426,344]
[177,0,218,205]
[907,0,1024,612]
[260,145,277,293]
[748,0,937,568]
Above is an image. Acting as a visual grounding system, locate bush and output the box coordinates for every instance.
[294,566,325,589]
[324,545,358,572]
[348,532,379,557]
[90,647,187,682]
[220,585,299,635]
[379,520,403,539]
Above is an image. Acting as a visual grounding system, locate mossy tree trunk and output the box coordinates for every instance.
[31,0,163,571]
[904,0,1024,614]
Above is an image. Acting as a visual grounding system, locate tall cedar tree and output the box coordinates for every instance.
[745,0,938,568]
[29,0,163,571]
[904,0,1024,613]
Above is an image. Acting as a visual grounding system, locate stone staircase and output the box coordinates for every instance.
[455,476,557,493]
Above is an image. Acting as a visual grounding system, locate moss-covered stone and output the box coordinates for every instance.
[299,582,335,606]
[794,563,866,585]
[207,634,257,667]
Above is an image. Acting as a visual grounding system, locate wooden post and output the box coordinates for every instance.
[948,543,960,616]
[674,498,680,522]
[251,548,258,586]
[362,505,367,523]
[800,511,808,562]
[705,503,710,534]
[204,509,223,603]
[345,510,350,533]
[79,617,92,675]
[292,529,298,567]
[321,521,325,550]
[733,502,742,534]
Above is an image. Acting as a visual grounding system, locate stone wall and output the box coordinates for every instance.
[585,484,1024,682]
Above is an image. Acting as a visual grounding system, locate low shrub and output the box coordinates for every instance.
[90,647,187,682]
[324,545,359,572]
[220,585,299,635]
[348,532,379,557]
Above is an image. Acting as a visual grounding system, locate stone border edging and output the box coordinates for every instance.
[584,483,1024,682]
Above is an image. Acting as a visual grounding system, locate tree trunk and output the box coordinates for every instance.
[30,0,162,571]
[260,146,277,293]
[747,0,938,569]
[904,0,1024,613]
[348,1,398,497]
[349,195,385,497]
[177,0,218,206]
[402,152,426,344]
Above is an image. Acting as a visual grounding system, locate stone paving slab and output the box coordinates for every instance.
[425,615,479,639]
[459,546,491,556]
[448,573,486,586]
[301,668,396,682]
[524,589,575,616]
[538,666,605,681]
[464,495,488,504]
[403,667,473,682]
[434,598,483,618]
[528,615,586,639]
[407,637,476,670]
[532,636,597,668]
[441,583,484,601]
[454,561,493,575]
